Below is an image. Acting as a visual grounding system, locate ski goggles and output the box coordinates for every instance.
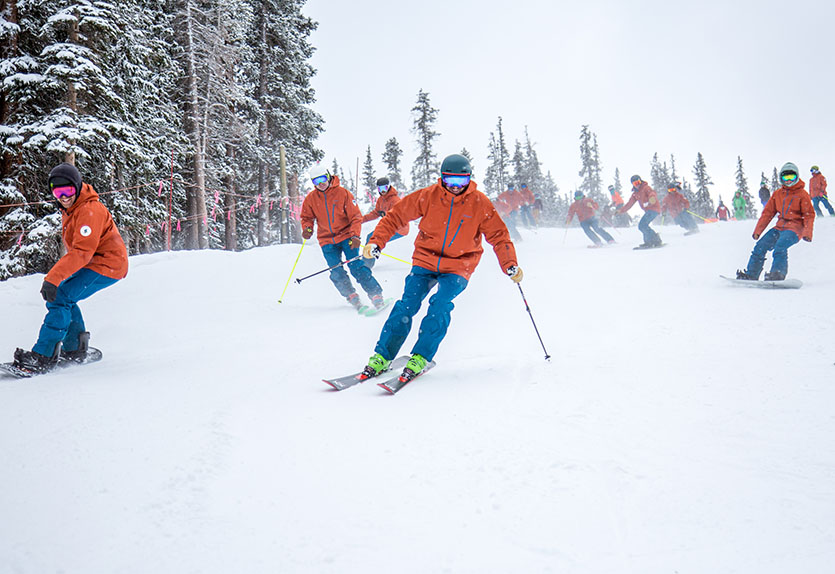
[377,184,390,193]
[311,175,329,186]
[442,174,470,188]
[51,184,77,199]
[780,172,798,184]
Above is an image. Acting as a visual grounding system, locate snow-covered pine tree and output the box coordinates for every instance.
[361,145,376,206]
[612,168,623,194]
[459,147,474,174]
[735,156,756,219]
[577,125,603,203]
[771,167,779,192]
[409,89,439,189]
[691,152,716,218]
[670,154,679,183]
[521,127,543,193]
[483,116,510,197]
[650,153,671,204]
[382,137,405,191]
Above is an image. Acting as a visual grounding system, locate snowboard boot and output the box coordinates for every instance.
[764,270,786,281]
[650,234,663,247]
[346,293,363,310]
[400,353,428,383]
[61,331,90,363]
[736,269,758,281]
[370,293,386,310]
[13,342,61,374]
[360,352,391,380]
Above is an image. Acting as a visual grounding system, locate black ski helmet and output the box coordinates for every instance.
[376,176,390,187]
[440,154,472,176]
[630,174,642,184]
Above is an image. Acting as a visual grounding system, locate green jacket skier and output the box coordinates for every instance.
[732,191,747,220]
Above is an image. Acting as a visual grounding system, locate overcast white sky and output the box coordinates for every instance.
[304,0,834,200]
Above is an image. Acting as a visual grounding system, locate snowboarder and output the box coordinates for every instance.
[300,165,386,311]
[736,162,815,281]
[361,176,409,268]
[732,191,747,220]
[809,165,834,216]
[11,163,129,374]
[663,182,699,234]
[566,191,615,247]
[716,200,731,221]
[618,175,662,247]
[360,153,521,383]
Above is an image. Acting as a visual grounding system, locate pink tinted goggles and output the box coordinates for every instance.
[51,185,77,199]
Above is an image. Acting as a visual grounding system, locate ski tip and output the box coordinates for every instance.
[322,379,340,390]
[377,382,396,394]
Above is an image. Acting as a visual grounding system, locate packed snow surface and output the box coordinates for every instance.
[2,217,834,573]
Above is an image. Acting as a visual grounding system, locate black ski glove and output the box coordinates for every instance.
[40,280,58,303]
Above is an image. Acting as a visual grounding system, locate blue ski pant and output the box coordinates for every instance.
[375,266,468,362]
[638,211,660,244]
[674,211,698,231]
[812,196,834,216]
[321,237,382,299]
[745,228,800,278]
[34,268,119,356]
[580,217,613,244]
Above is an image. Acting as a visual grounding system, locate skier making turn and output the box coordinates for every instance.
[359,154,522,384]
[619,175,662,247]
[566,191,615,247]
[736,162,815,281]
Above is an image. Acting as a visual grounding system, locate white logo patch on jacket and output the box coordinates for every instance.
[80,225,92,237]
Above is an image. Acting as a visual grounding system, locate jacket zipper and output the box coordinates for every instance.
[437,197,455,271]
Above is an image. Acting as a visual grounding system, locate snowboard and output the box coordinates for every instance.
[720,275,802,289]
[323,355,410,391]
[633,243,666,250]
[377,360,437,395]
[0,347,103,379]
[358,297,393,317]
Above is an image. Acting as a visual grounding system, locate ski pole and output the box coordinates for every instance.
[278,239,307,303]
[361,244,410,265]
[600,214,622,235]
[295,254,362,284]
[562,225,569,245]
[687,210,708,222]
[515,283,551,361]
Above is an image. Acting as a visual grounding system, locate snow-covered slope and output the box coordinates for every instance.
[2,217,834,574]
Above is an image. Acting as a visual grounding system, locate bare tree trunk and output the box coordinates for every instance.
[65,10,79,166]
[224,144,237,250]
[256,10,269,245]
[0,0,19,179]
[181,0,209,249]
[288,172,301,243]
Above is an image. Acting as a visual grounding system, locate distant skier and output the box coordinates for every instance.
[809,165,834,216]
[300,165,386,311]
[494,193,522,241]
[736,162,815,281]
[11,163,129,374]
[732,191,747,220]
[758,184,771,207]
[716,200,731,221]
[360,153,521,383]
[361,176,409,268]
[518,183,537,228]
[608,184,631,227]
[618,175,662,247]
[663,182,699,234]
[566,191,615,247]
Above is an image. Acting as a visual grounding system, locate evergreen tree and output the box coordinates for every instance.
[409,89,439,189]
[691,152,716,218]
[612,168,623,194]
[521,127,544,192]
[483,117,510,197]
[577,125,603,202]
[650,152,671,201]
[511,140,525,189]
[670,154,679,183]
[459,147,474,174]
[381,137,405,190]
[537,171,565,225]
[771,167,780,192]
[361,145,376,204]
[735,156,756,218]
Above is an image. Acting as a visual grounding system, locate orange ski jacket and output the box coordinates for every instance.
[361,186,409,236]
[300,176,362,246]
[620,182,660,213]
[754,180,815,241]
[566,198,599,223]
[809,172,827,198]
[662,190,690,218]
[369,179,517,280]
[45,183,129,286]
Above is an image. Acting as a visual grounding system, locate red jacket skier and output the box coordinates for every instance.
[619,175,662,247]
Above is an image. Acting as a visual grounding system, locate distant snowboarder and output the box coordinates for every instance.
[300,165,386,311]
[566,191,615,247]
[618,175,662,247]
[736,162,815,281]
[10,163,129,375]
[360,154,521,384]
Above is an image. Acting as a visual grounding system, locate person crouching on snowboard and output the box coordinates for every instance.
[619,175,662,247]
[359,153,521,383]
[12,163,129,374]
[736,162,815,281]
[300,164,386,311]
[566,191,615,246]
[361,176,409,268]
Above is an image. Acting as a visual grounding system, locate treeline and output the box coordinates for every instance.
[0,0,323,279]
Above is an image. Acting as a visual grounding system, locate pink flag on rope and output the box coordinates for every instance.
[157,180,164,197]
[214,191,220,204]
[227,210,231,220]
[255,194,262,208]
[177,220,181,231]
[145,225,151,236]
[17,230,24,246]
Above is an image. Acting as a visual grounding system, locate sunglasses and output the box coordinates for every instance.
[51,185,77,199]
[377,184,390,193]
[442,174,470,188]
[780,173,798,183]
[311,175,329,186]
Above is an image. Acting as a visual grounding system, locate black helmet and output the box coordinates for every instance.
[574,191,584,199]
[630,174,642,184]
[375,176,390,187]
[440,154,472,176]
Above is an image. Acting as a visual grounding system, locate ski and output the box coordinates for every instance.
[633,243,666,250]
[0,347,103,379]
[358,297,393,317]
[719,275,802,289]
[377,360,437,395]
[322,355,409,391]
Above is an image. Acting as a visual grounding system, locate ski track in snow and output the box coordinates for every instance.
[1,218,835,573]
